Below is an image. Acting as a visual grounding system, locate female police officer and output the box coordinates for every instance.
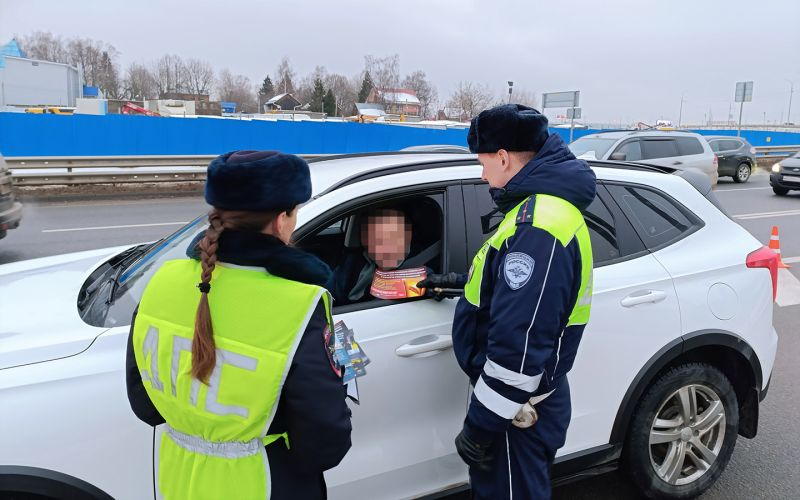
[126,150,352,499]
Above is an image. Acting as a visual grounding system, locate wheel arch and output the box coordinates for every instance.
[0,466,114,500]
[610,330,763,445]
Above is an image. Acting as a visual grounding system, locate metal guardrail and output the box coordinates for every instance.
[5,147,800,187]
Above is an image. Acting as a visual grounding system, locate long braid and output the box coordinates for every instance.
[192,210,225,383]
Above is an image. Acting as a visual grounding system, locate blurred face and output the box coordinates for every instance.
[361,210,412,270]
[478,149,513,188]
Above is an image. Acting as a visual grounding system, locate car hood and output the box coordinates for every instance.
[0,246,129,370]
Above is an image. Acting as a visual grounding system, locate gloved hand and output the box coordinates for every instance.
[454,426,495,473]
[416,272,467,300]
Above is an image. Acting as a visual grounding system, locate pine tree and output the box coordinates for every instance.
[323,89,336,116]
[310,78,325,113]
[357,71,373,103]
[259,76,274,99]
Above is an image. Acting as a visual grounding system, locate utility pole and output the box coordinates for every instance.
[507,81,514,104]
[787,81,795,124]
[678,93,685,128]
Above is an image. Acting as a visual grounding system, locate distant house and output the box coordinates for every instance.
[367,88,421,116]
[265,93,301,112]
[437,107,470,122]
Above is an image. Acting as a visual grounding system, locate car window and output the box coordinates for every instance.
[614,140,642,161]
[297,192,445,310]
[641,139,680,160]
[584,194,621,265]
[675,137,704,155]
[607,184,701,250]
[719,139,741,152]
[569,137,618,159]
[708,140,722,153]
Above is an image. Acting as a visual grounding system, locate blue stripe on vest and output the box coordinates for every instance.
[515,195,536,225]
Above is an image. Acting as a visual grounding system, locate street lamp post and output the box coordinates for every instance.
[787,80,795,125]
[678,93,685,128]
[507,81,514,104]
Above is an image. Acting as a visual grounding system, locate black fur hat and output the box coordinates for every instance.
[205,150,312,211]
[467,104,549,154]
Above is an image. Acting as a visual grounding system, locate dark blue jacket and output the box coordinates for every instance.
[126,230,351,500]
[452,133,596,439]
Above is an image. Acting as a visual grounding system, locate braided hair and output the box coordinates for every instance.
[192,210,224,384]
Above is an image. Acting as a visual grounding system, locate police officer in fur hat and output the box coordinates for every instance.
[420,104,596,499]
[126,151,351,500]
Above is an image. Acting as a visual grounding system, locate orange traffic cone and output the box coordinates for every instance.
[769,226,791,269]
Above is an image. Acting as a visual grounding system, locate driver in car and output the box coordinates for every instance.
[327,207,420,304]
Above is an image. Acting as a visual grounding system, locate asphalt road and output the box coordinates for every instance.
[2,171,799,498]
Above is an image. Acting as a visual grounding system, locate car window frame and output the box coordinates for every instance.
[462,180,647,269]
[640,138,681,160]
[719,139,743,152]
[293,181,466,315]
[612,139,643,162]
[603,180,705,254]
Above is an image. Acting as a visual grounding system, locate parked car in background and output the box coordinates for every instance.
[0,152,778,500]
[570,130,719,186]
[0,155,22,241]
[770,151,800,195]
[706,136,757,183]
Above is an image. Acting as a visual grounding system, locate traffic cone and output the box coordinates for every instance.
[769,226,791,269]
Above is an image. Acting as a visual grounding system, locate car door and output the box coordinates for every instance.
[610,139,643,162]
[464,181,682,456]
[640,138,681,169]
[714,139,742,175]
[308,184,471,500]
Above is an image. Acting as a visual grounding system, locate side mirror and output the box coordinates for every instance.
[610,152,627,161]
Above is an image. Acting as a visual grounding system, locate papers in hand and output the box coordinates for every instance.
[325,320,370,403]
[370,266,427,300]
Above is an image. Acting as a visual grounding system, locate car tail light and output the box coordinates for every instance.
[747,246,778,301]
[713,155,719,167]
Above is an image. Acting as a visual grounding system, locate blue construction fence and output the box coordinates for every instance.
[0,112,798,157]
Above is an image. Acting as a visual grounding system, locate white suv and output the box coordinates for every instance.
[0,152,778,499]
[570,131,719,186]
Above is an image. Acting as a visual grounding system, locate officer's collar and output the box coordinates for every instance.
[188,229,332,287]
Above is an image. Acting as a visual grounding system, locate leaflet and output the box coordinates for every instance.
[324,320,370,403]
[370,266,427,300]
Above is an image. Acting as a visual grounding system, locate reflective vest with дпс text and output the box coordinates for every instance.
[133,259,332,500]
[465,194,593,327]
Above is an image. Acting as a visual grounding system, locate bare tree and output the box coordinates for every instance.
[123,62,157,101]
[274,57,296,95]
[447,81,493,119]
[296,66,327,106]
[325,73,356,117]
[98,51,122,99]
[182,58,215,96]
[217,69,257,113]
[153,54,187,96]
[63,38,122,98]
[364,54,400,102]
[402,70,438,118]
[500,88,538,108]
[16,31,69,63]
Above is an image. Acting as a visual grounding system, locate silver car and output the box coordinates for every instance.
[570,131,718,185]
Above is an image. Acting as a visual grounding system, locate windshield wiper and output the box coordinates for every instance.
[105,242,158,305]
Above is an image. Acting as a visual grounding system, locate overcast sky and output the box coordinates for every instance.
[1,0,798,125]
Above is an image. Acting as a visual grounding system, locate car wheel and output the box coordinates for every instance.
[773,186,790,196]
[732,163,751,183]
[623,363,738,499]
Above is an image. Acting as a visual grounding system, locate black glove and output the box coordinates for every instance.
[454,426,495,473]
[416,272,467,299]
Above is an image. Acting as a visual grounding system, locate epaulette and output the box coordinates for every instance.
[515,195,536,225]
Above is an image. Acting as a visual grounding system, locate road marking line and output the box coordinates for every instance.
[734,209,800,220]
[776,268,800,307]
[716,187,772,192]
[782,256,800,264]
[42,221,189,233]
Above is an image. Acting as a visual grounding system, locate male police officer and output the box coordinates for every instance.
[422,104,595,498]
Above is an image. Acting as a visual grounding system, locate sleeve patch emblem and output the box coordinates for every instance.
[504,252,535,290]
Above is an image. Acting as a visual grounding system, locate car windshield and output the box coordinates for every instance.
[569,137,617,159]
[794,152,800,159]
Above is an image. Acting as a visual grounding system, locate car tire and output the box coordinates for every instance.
[773,186,789,196]
[623,363,738,499]
[732,163,751,183]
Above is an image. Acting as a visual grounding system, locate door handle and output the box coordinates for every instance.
[395,334,453,357]
[621,290,667,307]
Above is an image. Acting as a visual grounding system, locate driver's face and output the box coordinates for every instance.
[362,212,412,270]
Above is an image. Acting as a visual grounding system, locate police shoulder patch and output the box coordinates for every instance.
[504,252,535,290]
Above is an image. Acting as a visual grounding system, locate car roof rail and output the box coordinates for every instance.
[588,160,676,174]
[307,150,473,164]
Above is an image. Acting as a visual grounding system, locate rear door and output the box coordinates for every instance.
[675,136,716,182]
[464,181,683,456]
[640,138,681,168]
[714,138,744,175]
